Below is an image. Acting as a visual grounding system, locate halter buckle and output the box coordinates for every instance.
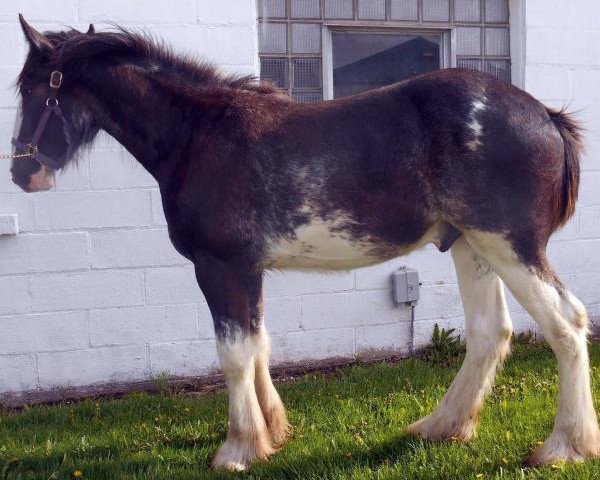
[26,143,38,156]
[49,71,63,89]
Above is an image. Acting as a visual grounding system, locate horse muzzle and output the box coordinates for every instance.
[11,163,55,192]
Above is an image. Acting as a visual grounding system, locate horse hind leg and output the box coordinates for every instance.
[408,236,513,441]
[464,230,600,465]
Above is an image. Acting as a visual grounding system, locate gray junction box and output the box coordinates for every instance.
[392,266,420,306]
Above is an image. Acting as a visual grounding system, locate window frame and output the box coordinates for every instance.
[322,23,455,100]
[257,0,512,102]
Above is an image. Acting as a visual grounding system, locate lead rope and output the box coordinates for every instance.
[0,148,36,159]
[0,152,35,159]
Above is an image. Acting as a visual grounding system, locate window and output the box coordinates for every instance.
[330,31,442,98]
[258,0,511,102]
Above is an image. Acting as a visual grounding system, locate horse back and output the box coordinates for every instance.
[166,69,571,270]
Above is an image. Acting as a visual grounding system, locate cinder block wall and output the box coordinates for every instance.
[0,0,598,396]
[524,0,600,325]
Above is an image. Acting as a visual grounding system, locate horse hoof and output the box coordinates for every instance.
[523,429,600,467]
[211,434,276,471]
[407,414,475,442]
[211,458,248,472]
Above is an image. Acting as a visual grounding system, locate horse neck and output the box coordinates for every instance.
[82,62,230,185]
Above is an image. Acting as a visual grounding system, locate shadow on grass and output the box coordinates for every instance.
[0,431,587,480]
[2,432,456,480]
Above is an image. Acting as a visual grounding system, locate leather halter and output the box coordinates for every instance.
[11,70,68,169]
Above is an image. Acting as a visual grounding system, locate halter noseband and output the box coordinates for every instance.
[11,70,68,169]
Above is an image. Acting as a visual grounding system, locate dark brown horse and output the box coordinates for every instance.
[9,16,599,471]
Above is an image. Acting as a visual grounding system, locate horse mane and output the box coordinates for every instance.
[40,27,283,96]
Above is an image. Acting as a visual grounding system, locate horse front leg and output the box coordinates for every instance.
[253,317,292,444]
[194,257,278,471]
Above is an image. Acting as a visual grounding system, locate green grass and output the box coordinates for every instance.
[1,343,600,479]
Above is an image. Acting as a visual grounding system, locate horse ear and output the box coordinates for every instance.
[86,23,95,35]
[19,14,53,53]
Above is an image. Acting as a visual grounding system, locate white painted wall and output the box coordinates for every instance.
[523,0,600,325]
[0,0,598,397]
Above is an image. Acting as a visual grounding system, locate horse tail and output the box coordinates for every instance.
[546,106,583,233]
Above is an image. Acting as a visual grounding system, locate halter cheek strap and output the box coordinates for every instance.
[11,70,67,169]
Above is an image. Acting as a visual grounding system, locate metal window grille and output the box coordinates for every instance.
[258,0,511,102]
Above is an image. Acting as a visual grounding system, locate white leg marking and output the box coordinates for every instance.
[408,236,512,441]
[465,231,600,465]
[254,325,291,444]
[212,331,275,471]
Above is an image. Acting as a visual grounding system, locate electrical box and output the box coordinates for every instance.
[392,266,420,305]
[0,214,19,236]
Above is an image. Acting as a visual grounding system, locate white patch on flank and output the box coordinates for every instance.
[266,209,378,270]
[466,97,487,152]
[472,100,486,112]
[468,119,483,137]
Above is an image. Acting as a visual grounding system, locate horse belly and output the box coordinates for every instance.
[266,219,395,270]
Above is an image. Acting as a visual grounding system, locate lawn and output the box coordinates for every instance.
[1,342,600,479]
